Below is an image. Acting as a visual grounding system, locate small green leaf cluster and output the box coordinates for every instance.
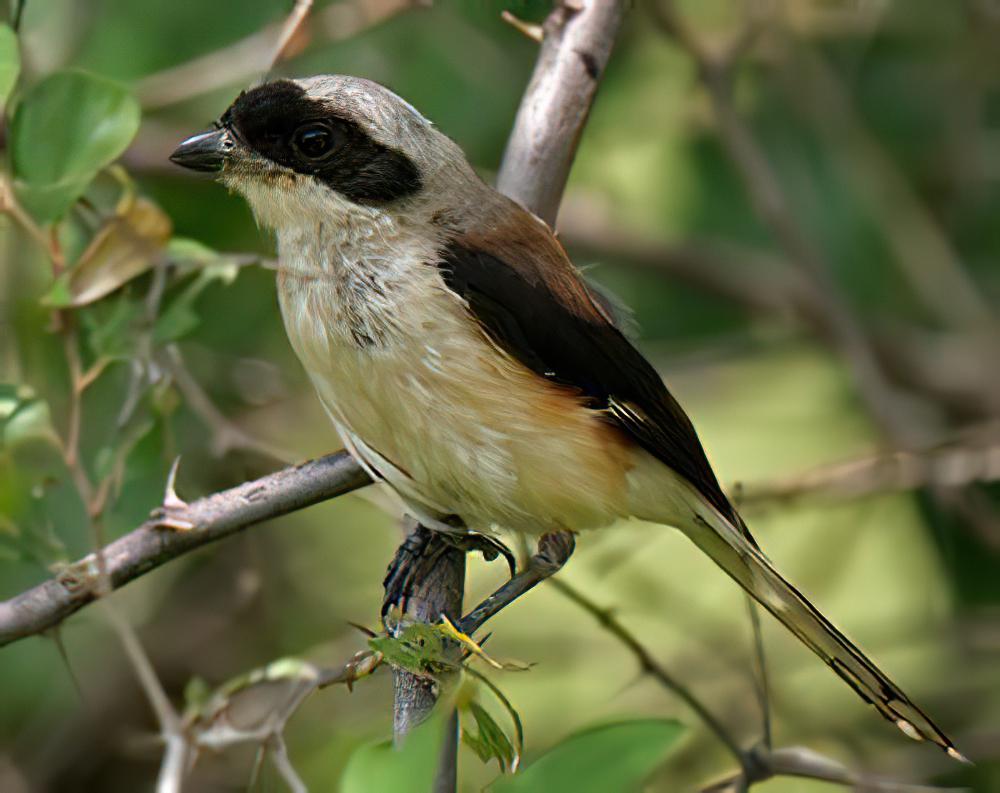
[0,23,253,567]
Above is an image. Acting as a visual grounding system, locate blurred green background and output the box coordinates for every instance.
[1,0,998,791]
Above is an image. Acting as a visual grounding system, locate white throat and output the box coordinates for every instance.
[272,191,443,351]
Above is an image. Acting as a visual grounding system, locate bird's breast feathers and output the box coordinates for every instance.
[275,216,634,535]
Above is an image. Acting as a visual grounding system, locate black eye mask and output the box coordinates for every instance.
[221,80,422,204]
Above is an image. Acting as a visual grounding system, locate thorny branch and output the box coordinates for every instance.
[0,451,371,646]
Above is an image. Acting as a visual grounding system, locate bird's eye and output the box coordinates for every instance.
[292,123,340,160]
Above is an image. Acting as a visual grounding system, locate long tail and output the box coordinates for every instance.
[680,507,966,762]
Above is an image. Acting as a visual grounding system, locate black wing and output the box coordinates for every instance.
[438,237,741,528]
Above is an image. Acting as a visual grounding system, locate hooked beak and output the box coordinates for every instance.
[169,129,231,173]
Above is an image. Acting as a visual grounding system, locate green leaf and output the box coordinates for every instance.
[152,300,200,343]
[10,70,140,221]
[340,716,444,793]
[41,276,74,309]
[368,623,454,677]
[492,719,684,793]
[0,24,19,109]
[463,666,524,773]
[463,701,516,772]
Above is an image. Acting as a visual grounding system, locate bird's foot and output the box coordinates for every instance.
[381,522,516,625]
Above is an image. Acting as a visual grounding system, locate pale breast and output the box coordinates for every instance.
[276,224,631,536]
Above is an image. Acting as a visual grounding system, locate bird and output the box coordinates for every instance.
[170,75,964,761]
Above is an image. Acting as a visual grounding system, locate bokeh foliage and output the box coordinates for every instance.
[1,1,998,791]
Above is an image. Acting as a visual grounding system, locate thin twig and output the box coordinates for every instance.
[268,0,314,69]
[62,303,192,793]
[780,45,993,331]
[558,195,998,419]
[744,598,771,751]
[550,578,745,764]
[101,600,180,734]
[51,291,191,793]
[269,736,307,793]
[157,733,190,793]
[135,0,416,110]
[739,435,1000,509]
[0,175,67,283]
[12,0,28,32]
[551,581,960,793]
[59,324,96,512]
[557,193,817,320]
[701,744,965,793]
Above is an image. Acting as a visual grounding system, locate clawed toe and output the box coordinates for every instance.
[381,525,518,624]
[382,525,442,621]
[442,532,516,578]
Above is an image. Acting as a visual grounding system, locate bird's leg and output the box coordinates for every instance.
[458,530,575,635]
[381,521,516,624]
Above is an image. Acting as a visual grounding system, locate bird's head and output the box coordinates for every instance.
[170,76,472,230]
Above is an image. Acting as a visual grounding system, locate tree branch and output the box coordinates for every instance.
[550,578,745,765]
[387,524,466,743]
[0,452,370,646]
[497,0,627,226]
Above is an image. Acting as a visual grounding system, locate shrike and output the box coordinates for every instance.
[171,75,963,760]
